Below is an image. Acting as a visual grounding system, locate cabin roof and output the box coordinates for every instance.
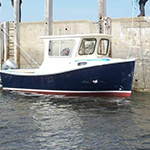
[40,33,112,40]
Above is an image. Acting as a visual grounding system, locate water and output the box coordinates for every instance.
[0,91,150,150]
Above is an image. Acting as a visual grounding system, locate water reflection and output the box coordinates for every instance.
[0,91,150,149]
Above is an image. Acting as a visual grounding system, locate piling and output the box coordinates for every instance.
[14,0,20,67]
[44,0,53,36]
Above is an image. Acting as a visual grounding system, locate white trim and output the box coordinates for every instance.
[40,33,112,39]
[0,58,135,76]
[3,87,131,94]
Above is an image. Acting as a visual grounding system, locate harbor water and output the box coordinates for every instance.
[0,91,150,150]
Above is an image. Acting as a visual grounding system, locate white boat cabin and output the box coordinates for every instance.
[36,33,112,74]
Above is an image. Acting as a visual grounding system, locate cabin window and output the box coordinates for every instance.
[48,39,75,57]
[97,39,109,55]
[79,38,96,55]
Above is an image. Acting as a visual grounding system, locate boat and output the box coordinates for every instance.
[0,33,135,97]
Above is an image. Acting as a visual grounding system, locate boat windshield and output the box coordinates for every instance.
[79,38,96,55]
[48,39,75,57]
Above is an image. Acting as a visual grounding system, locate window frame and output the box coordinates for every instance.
[97,38,109,56]
[48,39,76,57]
[78,38,97,55]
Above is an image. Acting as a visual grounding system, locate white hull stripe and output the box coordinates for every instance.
[3,87,131,94]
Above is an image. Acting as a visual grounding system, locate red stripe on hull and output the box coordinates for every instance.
[3,89,131,97]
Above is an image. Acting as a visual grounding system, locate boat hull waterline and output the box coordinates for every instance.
[0,61,135,97]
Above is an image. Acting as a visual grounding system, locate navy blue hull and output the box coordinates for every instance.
[0,61,135,97]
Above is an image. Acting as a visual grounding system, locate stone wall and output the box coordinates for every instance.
[19,17,150,91]
[19,22,45,68]
[111,17,150,91]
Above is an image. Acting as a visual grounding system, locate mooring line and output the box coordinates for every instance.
[0,23,40,67]
[127,0,138,59]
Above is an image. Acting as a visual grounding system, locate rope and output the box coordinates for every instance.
[139,17,146,90]
[0,23,40,67]
[20,53,34,68]
[131,0,139,9]
[127,0,138,59]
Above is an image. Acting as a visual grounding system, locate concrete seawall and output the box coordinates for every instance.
[111,17,150,91]
[19,17,150,91]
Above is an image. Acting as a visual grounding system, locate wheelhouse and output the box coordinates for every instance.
[41,33,112,59]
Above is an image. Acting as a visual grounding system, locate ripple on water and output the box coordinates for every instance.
[0,91,150,149]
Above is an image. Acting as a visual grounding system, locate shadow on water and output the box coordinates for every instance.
[2,90,132,114]
[0,90,150,150]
